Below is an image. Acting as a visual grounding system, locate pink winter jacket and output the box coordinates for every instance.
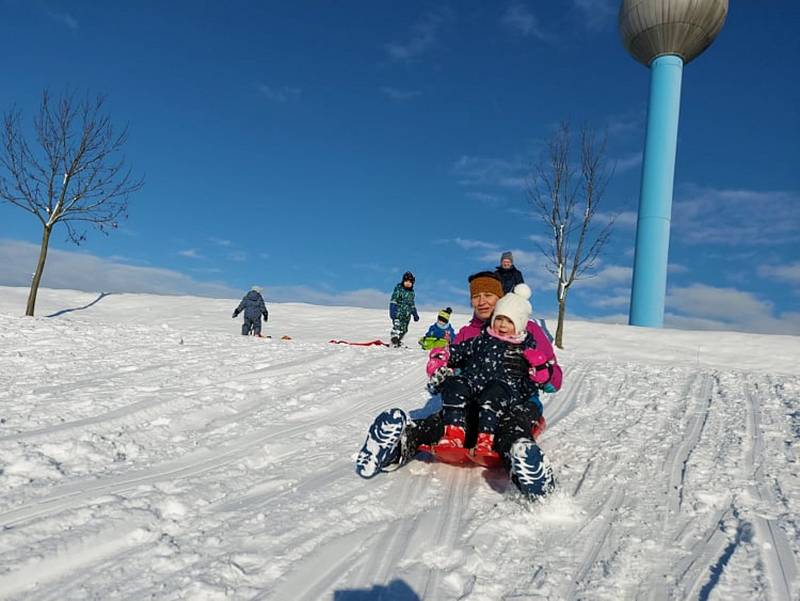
[453,315,563,392]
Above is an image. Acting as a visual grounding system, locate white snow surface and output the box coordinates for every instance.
[0,286,798,601]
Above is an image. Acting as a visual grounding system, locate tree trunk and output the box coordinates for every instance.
[25,225,52,316]
[555,299,566,349]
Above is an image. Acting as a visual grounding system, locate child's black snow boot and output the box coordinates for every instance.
[356,408,408,478]
[508,438,555,498]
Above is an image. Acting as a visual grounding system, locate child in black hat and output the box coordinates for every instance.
[389,271,419,347]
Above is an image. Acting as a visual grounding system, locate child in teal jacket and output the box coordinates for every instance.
[389,271,419,347]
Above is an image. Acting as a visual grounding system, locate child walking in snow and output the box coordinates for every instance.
[425,284,553,463]
[233,286,269,336]
[388,271,419,347]
[418,307,456,350]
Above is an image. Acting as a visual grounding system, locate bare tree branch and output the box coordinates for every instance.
[527,122,617,348]
[0,89,143,315]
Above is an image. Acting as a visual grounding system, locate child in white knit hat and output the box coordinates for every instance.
[424,284,553,464]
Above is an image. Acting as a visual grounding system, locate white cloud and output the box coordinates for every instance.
[227,251,247,262]
[594,210,637,228]
[453,238,498,251]
[385,11,451,61]
[258,84,301,102]
[352,262,386,272]
[466,191,503,205]
[452,155,528,189]
[381,87,422,100]
[673,185,800,246]
[665,283,800,335]
[528,234,550,245]
[613,152,642,173]
[606,110,645,138]
[575,265,633,289]
[47,11,78,30]
[573,0,616,31]
[267,285,389,309]
[668,263,689,274]
[209,238,232,247]
[758,262,800,286]
[178,249,205,260]
[0,239,239,298]
[107,255,149,265]
[586,292,630,309]
[500,2,552,41]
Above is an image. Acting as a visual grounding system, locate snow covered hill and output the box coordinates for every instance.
[0,286,798,600]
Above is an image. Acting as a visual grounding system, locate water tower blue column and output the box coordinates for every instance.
[629,54,683,327]
[619,0,727,328]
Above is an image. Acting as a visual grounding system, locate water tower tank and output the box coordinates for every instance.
[619,0,728,66]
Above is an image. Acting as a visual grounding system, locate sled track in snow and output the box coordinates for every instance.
[740,377,797,601]
[0,355,426,530]
[561,371,711,599]
[0,348,430,598]
[0,350,340,444]
[261,468,438,600]
[633,372,720,600]
[417,467,475,600]
[539,363,589,432]
[0,511,162,600]
[666,374,714,515]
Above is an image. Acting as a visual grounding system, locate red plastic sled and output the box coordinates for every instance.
[469,450,503,469]
[417,444,472,465]
[416,416,547,470]
[328,339,389,347]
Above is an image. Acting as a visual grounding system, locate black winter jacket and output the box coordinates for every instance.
[447,328,538,400]
[234,290,268,320]
[495,265,525,294]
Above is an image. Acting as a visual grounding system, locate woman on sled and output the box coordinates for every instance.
[356,271,562,499]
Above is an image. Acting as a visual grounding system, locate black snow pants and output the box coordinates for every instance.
[242,315,262,336]
[408,379,542,465]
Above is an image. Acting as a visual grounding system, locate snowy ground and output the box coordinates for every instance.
[0,286,798,601]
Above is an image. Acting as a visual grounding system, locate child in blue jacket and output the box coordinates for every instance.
[419,307,455,350]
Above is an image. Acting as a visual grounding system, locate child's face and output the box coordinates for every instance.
[493,315,516,335]
[403,280,413,288]
[437,319,447,327]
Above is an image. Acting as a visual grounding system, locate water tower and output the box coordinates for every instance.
[621,0,728,327]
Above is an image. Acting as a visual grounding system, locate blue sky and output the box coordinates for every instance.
[1,1,798,334]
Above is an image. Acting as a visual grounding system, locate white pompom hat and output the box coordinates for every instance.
[492,283,532,335]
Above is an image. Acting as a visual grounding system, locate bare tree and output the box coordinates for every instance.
[0,90,143,316]
[528,123,615,349]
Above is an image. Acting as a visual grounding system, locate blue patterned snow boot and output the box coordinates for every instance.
[508,439,555,498]
[356,408,408,478]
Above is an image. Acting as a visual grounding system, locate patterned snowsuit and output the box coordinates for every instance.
[389,283,417,344]
[408,316,561,457]
[442,328,538,438]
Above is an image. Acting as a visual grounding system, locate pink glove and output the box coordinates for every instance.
[523,348,551,384]
[426,347,450,378]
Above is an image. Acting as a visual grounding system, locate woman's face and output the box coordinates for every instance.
[471,292,499,320]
